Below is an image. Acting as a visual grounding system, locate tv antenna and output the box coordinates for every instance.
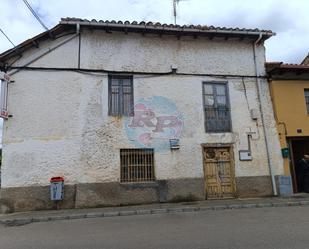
[173,0,186,25]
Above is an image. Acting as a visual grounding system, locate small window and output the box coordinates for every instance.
[203,82,231,133]
[120,149,155,182]
[305,89,309,114]
[108,75,133,116]
[0,73,9,119]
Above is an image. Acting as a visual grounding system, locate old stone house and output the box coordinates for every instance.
[0,18,284,212]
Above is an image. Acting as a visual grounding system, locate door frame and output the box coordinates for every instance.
[287,136,309,193]
[201,143,236,199]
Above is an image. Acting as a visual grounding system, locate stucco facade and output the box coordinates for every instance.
[267,62,309,193]
[0,20,284,212]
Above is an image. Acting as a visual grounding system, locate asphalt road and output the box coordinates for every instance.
[1,206,309,249]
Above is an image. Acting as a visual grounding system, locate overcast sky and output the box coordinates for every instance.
[0,0,308,63]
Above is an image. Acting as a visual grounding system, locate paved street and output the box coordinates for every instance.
[1,206,309,249]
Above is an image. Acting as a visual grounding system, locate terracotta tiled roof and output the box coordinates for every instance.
[60,17,274,34]
[280,64,309,69]
[0,17,275,64]
[266,62,309,70]
[266,62,309,79]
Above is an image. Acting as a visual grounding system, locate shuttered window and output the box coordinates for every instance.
[305,89,309,114]
[203,82,231,133]
[108,75,134,116]
[120,149,155,182]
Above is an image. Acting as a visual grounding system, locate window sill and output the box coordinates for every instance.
[119,181,158,189]
[205,131,233,134]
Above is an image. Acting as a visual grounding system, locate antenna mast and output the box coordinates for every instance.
[173,0,182,25]
[173,0,177,25]
[173,0,187,25]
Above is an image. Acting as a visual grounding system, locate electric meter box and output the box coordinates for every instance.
[239,150,253,161]
[50,177,64,201]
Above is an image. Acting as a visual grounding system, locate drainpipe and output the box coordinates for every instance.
[77,23,81,69]
[252,33,278,196]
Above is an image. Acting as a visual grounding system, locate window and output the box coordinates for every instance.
[203,82,231,133]
[108,75,133,116]
[120,149,155,182]
[305,89,309,114]
[0,72,9,119]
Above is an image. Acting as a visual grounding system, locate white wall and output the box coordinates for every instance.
[1,30,284,187]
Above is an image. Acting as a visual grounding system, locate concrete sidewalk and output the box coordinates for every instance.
[1,195,309,227]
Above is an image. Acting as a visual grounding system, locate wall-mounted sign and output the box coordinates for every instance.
[170,139,180,150]
[0,72,9,119]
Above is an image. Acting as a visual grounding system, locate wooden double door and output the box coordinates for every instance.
[203,146,235,199]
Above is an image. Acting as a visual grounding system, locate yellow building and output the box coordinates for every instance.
[267,62,309,193]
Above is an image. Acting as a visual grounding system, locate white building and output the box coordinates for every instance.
[0,18,284,212]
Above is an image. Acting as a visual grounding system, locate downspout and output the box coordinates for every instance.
[76,23,81,69]
[253,33,278,196]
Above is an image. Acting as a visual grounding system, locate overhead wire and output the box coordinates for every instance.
[0,28,16,47]
[8,66,268,79]
[1,0,48,53]
[22,0,49,31]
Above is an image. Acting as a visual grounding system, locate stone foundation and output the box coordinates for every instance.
[235,176,275,198]
[0,185,76,213]
[0,176,279,213]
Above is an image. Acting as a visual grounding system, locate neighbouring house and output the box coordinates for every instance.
[0,18,284,212]
[266,60,309,193]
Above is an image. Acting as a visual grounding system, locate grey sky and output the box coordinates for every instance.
[0,0,308,63]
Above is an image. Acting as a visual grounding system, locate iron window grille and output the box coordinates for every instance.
[203,82,231,133]
[120,148,155,182]
[108,75,134,116]
[305,89,309,114]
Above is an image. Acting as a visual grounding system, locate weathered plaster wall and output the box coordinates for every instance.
[80,31,258,75]
[1,30,283,189]
[8,30,261,75]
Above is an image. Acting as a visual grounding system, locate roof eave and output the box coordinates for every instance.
[0,24,68,65]
[266,63,309,79]
[60,20,275,39]
[0,20,275,66]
